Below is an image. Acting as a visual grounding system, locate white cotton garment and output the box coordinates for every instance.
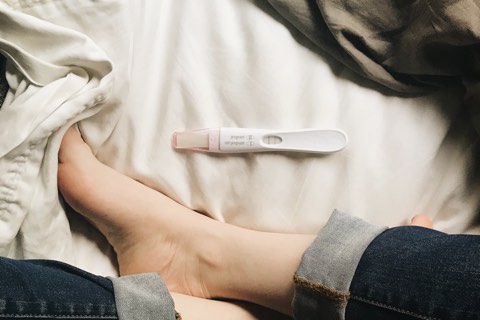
[0,3,115,263]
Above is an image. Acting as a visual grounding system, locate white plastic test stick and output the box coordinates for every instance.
[172,127,348,154]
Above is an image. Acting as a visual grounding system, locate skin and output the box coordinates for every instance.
[57,127,433,319]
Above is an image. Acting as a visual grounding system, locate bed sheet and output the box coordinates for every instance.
[100,0,479,232]
[2,0,480,277]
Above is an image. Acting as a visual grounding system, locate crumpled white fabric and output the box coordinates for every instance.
[0,2,115,262]
[1,0,479,279]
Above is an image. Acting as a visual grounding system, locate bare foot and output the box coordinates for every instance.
[58,128,315,316]
[58,127,227,298]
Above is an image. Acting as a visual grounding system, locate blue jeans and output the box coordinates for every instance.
[2,212,480,319]
[347,227,480,320]
[293,211,480,320]
[0,258,117,319]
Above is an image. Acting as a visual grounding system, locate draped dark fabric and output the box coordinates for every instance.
[266,0,480,127]
[0,54,7,107]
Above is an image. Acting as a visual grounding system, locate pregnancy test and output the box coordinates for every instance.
[171,127,347,154]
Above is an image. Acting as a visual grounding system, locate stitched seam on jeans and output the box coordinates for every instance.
[294,274,350,303]
[350,295,440,320]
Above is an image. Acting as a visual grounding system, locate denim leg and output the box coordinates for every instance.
[346,227,480,320]
[0,257,117,319]
[109,273,178,320]
[292,210,387,320]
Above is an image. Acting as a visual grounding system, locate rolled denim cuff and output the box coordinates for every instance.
[109,273,177,320]
[292,210,387,320]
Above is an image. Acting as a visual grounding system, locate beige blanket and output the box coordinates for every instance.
[267,0,480,128]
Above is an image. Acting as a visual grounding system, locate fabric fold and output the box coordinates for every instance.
[266,0,480,132]
[292,210,387,320]
[110,273,177,320]
[0,2,115,259]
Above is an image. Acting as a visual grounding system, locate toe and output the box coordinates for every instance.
[410,214,433,229]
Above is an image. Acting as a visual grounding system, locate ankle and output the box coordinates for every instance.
[199,223,263,302]
[188,220,240,299]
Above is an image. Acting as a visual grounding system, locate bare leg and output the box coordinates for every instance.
[58,128,435,317]
[171,293,292,320]
[58,128,313,315]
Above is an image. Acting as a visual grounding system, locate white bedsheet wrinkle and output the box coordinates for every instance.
[1,0,479,278]
[0,3,114,260]
[103,0,480,238]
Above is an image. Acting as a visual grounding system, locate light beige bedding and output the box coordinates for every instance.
[1,0,479,277]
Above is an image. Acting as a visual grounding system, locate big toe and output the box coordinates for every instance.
[410,214,433,229]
